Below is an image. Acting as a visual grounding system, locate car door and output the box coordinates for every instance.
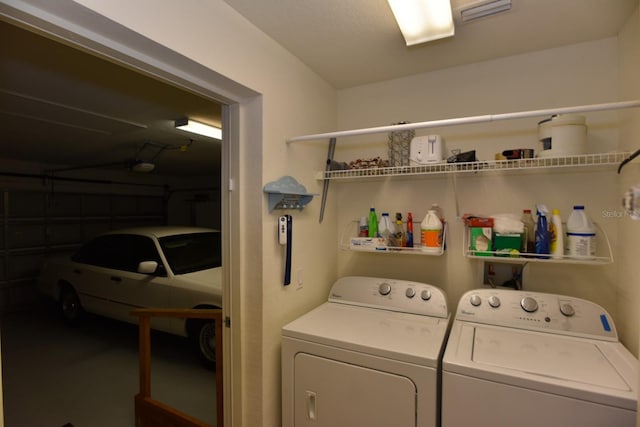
[70,234,126,316]
[101,234,172,330]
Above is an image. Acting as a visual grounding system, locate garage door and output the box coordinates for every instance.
[0,190,165,313]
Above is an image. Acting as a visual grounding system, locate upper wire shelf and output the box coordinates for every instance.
[315,152,631,180]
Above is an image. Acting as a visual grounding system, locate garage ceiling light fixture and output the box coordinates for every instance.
[175,118,222,140]
[387,0,454,46]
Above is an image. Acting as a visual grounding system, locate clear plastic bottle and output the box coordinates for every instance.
[521,209,535,254]
[390,212,406,247]
[378,212,395,245]
[368,208,378,237]
[421,210,443,253]
[549,208,564,259]
[566,205,596,259]
[358,216,369,237]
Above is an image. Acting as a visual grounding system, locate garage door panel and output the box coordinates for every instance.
[8,224,45,248]
[47,193,82,216]
[48,224,83,245]
[1,190,165,312]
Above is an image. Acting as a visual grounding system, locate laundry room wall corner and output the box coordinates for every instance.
[616,3,640,360]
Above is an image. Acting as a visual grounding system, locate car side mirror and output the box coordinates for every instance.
[137,261,158,274]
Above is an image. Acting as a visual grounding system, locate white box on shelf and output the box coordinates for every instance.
[349,237,388,251]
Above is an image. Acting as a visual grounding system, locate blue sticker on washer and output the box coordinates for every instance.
[600,314,611,332]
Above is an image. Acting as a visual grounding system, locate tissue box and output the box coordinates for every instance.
[469,227,492,256]
[493,233,522,257]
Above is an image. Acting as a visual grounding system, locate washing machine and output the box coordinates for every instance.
[281,276,450,427]
[442,288,638,427]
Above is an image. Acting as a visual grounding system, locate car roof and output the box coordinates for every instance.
[101,226,219,239]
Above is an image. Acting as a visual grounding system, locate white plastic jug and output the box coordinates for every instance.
[566,205,596,259]
[421,210,443,253]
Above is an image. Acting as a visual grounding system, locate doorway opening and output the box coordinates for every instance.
[0,3,254,425]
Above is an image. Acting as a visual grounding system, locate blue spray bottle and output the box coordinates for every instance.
[535,204,550,259]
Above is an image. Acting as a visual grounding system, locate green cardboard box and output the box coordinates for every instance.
[493,232,522,257]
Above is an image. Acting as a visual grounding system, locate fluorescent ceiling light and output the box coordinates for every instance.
[388,0,454,46]
[175,118,222,140]
[460,0,512,22]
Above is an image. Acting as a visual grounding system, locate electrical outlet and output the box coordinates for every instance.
[483,262,523,289]
[296,269,304,288]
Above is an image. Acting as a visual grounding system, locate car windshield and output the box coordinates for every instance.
[159,232,221,275]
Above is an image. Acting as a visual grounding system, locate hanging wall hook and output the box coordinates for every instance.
[617,149,640,174]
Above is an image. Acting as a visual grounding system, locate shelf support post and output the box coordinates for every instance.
[319,137,336,223]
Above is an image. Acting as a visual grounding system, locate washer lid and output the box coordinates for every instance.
[282,302,450,367]
[444,323,638,410]
[473,328,628,390]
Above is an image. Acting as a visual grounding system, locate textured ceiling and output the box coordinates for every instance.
[224,0,638,89]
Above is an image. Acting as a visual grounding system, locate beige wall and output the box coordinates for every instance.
[1,1,339,426]
[616,6,640,423]
[335,34,639,353]
[618,4,640,360]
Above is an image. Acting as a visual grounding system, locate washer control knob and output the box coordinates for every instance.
[560,303,575,317]
[378,282,392,296]
[521,296,539,313]
[421,290,432,301]
[469,294,482,307]
[488,296,501,308]
[406,288,416,299]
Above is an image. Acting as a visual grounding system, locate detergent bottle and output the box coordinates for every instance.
[566,205,596,259]
[421,210,443,253]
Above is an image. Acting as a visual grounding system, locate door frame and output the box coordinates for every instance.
[0,1,258,425]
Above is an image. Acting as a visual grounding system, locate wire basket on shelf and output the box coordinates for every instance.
[388,121,414,167]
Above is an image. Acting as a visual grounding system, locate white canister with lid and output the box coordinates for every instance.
[537,114,587,157]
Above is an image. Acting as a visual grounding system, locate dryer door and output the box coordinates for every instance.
[294,353,417,427]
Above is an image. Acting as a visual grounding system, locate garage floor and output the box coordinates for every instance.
[1,301,218,427]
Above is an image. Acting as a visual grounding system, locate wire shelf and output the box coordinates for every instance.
[462,222,613,265]
[339,219,447,256]
[316,152,631,180]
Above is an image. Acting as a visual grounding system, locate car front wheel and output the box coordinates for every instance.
[191,320,217,368]
[59,285,83,323]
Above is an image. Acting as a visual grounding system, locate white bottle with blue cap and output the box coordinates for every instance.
[566,205,596,259]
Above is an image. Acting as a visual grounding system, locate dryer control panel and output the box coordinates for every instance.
[328,276,448,319]
[455,289,618,341]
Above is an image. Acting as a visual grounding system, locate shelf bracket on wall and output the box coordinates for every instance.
[319,137,337,223]
[263,176,316,212]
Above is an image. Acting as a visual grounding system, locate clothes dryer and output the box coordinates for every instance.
[281,276,450,427]
[442,288,637,427]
